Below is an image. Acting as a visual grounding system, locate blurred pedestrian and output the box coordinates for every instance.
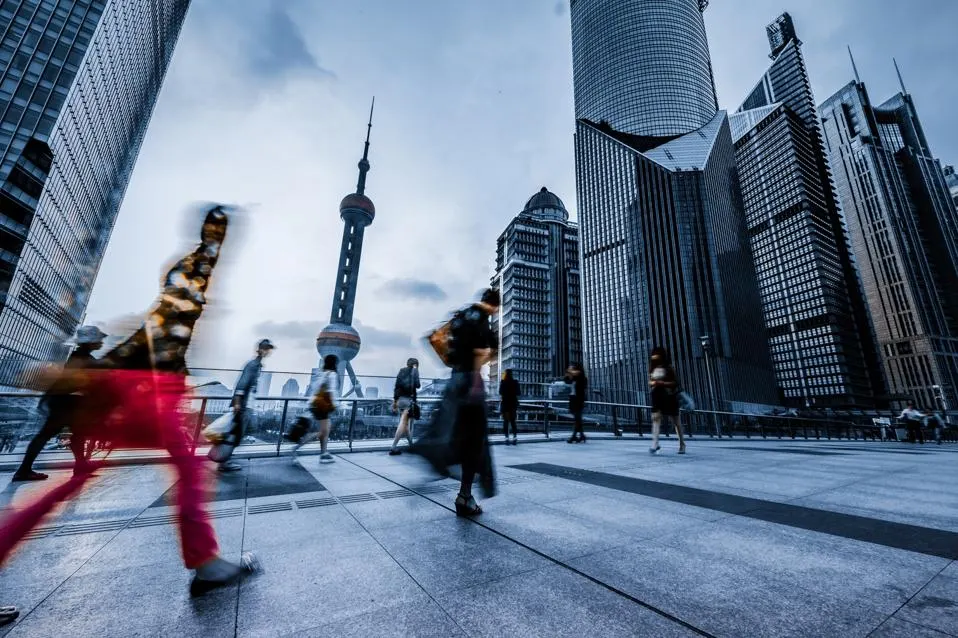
[12,325,106,482]
[898,402,925,444]
[303,354,338,463]
[925,409,945,445]
[649,347,686,455]
[416,288,500,516]
[565,364,588,443]
[218,339,275,472]
[499,369,520,445]
[0,205,257,596]
[389,358,420,455]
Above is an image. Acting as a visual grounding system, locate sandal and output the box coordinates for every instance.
[0,606,18,626]
[454,493,482,517]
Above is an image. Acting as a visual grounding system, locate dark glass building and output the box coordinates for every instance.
[730,13,884,407]
[944,165,958,211]
[571,0,776,410]
[0,0,190,387]
[821,76,958,410]
[490,188,581,396]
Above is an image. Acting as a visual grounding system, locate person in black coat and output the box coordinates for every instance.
[565,364,588,443]
[499,369,520,445]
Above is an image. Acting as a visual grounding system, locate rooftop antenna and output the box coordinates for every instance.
[893,58,908,94]
[847,46,861,83]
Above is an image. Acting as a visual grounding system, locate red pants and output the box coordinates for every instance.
[0,371,219,569]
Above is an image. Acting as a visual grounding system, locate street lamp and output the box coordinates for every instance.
[701,335,720,437]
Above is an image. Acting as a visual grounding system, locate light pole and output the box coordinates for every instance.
[701,335,720,437]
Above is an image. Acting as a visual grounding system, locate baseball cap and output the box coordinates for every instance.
[257,339,275,350]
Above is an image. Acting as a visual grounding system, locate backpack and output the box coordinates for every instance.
[427,308,468,368]
[309,374,335,419]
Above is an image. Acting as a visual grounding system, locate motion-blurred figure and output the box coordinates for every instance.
[0,205,257,596]
[499,369,520,445]
[565,364,588,444]
[389,358,420,455]
[12,325,106,482]
[218,339,275,472]
[300,354,339,463]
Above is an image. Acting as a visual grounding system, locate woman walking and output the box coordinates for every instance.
[648,347,686,455]
[566,364,588,443]
[0,205,257,596]
[389,358,420,455]
[297,354,339,463]
[499,369,520,445]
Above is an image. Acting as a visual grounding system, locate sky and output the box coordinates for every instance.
[83,0,958,383]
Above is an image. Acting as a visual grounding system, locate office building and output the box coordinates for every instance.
[945,165,958,211]
[490,187,582,396]
[821,68,958,410]
[571,0,776,409]
[730,13,883,407]
[0,0,191,387]
[281,377,300,398]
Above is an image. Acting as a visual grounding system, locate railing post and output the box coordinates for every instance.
[348,401,358,452]
[191,398,208,454]
[275,399,289,457]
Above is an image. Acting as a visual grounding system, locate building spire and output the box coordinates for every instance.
[893,58,908,94]
[356,97,374,196]
[847,46,861,83]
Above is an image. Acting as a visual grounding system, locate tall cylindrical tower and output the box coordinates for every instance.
[571,0,718,138]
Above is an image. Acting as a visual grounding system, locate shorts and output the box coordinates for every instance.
[396,396,414,411]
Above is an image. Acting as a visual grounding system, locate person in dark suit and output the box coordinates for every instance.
[499,369,520,445]
[565,364,588,443]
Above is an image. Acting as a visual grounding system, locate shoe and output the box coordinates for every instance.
[511,437,518,446]
[12,471,48,482]
[0,605,18,627]
[388,449,402,456]
[189,553,259,597]
[217,462,242,473]
[580,434,587,443]
[567,437,576,444]
[454,493,482,517]
[678,445,687,455]
[320,453,335,463]
[649,446,661,455]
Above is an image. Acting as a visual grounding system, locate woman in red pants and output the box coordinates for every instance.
[0,205,255,597]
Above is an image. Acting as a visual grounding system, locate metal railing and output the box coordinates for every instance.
[1,388,955,463]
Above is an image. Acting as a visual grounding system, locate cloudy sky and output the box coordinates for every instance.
[83,0,958,382]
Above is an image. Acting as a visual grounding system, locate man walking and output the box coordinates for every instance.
[898,402,925,444]
[219,339,274,472]
[12,326,106,482]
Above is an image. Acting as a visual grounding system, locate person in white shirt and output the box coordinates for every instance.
[299,354,339,463]
[898,403,925,444]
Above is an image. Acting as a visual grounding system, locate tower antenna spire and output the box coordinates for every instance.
[356,96,375,195]
[893,58,908,94]
[847,46,861,83]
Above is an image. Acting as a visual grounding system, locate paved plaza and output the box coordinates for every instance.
[0,437,956,637]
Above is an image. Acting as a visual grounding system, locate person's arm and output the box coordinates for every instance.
[232,360,258,410]
[393,371,402,404]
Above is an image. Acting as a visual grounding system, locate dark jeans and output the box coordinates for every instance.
[16,411,84,475]
[906,421,925,444]
[571,405,585,439]
[502,408,517,437]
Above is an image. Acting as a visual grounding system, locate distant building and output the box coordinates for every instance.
[571,0,777,410]
[730,13,884,407]
[0,0,190,387]
[256,372,273,398]
[365,386,379,399]
[821,69,958,410]
[944,165,958,211]
[281,378,300,398]
[490,187,581,396]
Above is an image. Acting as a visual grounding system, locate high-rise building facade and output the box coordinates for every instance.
[490,188,581,396]
[571,0,776,410]
[821,77,958,410]
[0,0,191,386]
[944,165,958,211]
[730,13,884,407]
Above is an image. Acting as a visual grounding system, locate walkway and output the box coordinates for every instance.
[1,438,956,637]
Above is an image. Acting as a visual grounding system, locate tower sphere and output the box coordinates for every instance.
[316,322,361,362]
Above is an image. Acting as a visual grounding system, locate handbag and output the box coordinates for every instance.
[284,415,311,443]
[202,412,235,443]
[208,442,235,463]
[409,401,421,421]
[309,375,335,419]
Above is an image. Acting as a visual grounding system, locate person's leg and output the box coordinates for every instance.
[406,416,414,446]
[13,415,63,478]
[390,411,408,452]
[673,415,686,452]
[651,412,662,452]
[576,409,586,441]
[319,418,333,461]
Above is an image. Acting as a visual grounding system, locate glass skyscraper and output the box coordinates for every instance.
[945,165,958,211]
[730,13,884,408]
[0,0,189,387]
[821,76,958,410]
[571,0,776,410]
[490,188,582,396]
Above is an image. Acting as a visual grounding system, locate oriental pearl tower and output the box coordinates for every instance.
[314,99,376,398]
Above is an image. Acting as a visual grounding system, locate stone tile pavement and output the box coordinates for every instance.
[0,437,956,637]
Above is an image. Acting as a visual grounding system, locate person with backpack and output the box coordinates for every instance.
[416,288,500,516]
[499,369,520,445]
[649,346,686,455]
[304,354,339,463]
[389,358,420,456]
[217,338,275,473]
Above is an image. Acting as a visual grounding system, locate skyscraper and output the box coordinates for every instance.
[0,0,190,387]
[314,100,376,398]
[944,165,958,211]
[821,67,958,410]
[730,13,884,407]
[571,0,776,410]
[490,187,581,396]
